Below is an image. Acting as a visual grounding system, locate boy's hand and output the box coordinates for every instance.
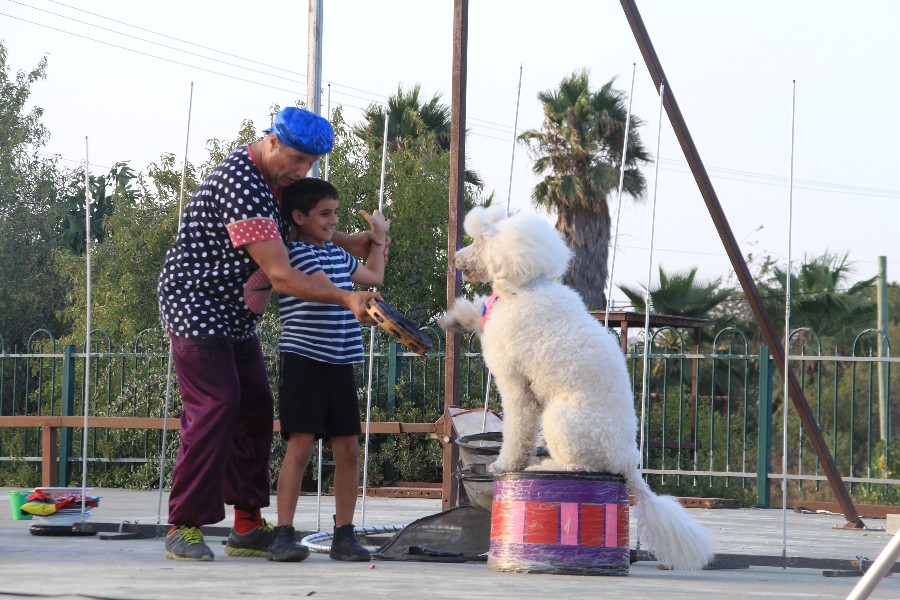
[360,209,391,240]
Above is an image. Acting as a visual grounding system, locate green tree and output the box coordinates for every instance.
[53,162,184,344]
[520,69,650,309]
[0,43,69,347]
[330,107,472,323]
[354,83,482,188]
[619,266,734,324]
[757,251,877,352]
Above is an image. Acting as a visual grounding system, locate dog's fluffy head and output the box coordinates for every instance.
[454,204,570,287]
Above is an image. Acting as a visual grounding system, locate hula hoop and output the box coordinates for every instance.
[301,524,406,554]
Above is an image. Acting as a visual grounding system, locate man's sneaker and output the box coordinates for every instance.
[330,523,371,562]
[266,525,310,562]
[165,525,214,561]
[224,521,274,557]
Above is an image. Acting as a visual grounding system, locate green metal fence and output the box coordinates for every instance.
[0,324,895,504]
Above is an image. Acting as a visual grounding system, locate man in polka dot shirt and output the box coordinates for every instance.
[157,107,384,561]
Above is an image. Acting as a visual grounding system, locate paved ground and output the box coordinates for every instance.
[1,487,898,599]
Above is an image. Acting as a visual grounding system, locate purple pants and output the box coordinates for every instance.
[168,334,274,526]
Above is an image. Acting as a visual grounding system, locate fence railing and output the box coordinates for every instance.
[0,324,895,506]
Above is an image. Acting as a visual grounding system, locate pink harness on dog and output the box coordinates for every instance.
[481,293,499,329]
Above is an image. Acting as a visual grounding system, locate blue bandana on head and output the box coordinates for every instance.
[264,107,334,156]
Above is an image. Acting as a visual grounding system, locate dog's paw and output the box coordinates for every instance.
[442,298,482,332]
[489,457,528,474]
[438,311,458,331]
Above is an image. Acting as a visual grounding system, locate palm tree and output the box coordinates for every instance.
[354,83,482,187]
[757,252,876,352]
[619,266,734,321]
[520,69,650,308]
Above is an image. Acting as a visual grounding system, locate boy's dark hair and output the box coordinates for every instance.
[281,177,339,220]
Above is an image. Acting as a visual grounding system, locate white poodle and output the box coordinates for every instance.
[442,204,715,571]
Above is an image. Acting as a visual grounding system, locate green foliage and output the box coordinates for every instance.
[53,164,182,343]
[330,106,482,323]
[0,42,69,347]
[757,252,877,352]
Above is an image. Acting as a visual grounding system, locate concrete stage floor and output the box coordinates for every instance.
[1,487,898,599]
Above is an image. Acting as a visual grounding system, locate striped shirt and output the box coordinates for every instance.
[278,240,362,364]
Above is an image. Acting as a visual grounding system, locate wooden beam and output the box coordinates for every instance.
[619,0,863,529]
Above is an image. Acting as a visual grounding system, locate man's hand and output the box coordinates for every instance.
[347,290,384,325]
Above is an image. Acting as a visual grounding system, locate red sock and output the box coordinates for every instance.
[233,508,262,534]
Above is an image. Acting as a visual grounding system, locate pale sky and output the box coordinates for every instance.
[3,0,898,304]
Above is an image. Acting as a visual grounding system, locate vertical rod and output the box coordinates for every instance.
[638,82,665,466]
[157,82,194,526]
[360,113,390,525]
[876,256,889,441]
[445,0,468,414]
[80,136,92,519]
[506,64,523,214]
[316,81,332,532]
[781,80,796,567]
[605,62,637,329]
[323,83,332,181]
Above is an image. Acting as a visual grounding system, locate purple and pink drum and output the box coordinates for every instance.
[489,471,629,576]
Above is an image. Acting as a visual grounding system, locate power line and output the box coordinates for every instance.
[6,2,899,203]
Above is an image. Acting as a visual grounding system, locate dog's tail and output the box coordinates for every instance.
[625,469,716,570]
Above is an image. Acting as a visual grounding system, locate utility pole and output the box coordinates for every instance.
[307,0,323,178]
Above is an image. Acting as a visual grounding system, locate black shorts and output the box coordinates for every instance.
[278,352,362,441]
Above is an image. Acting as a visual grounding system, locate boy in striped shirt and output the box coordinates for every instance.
[271,177,389,562]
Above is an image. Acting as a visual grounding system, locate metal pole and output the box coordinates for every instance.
[846,529,900,600]
[360,113,389,525]
[315,81,332,532]
[619,0,863,528]
[781,80,797,567]
[80,137,92,521]
[605,62,637,329]
[157,82,194,526]
[307,0,323,178]
[876,256,889,441]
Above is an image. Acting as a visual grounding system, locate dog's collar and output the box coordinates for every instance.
[481,293,499,329]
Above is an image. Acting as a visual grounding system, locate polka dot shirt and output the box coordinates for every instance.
[157,145,290,340]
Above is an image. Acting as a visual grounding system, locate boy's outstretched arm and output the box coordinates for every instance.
[351,209,390,288]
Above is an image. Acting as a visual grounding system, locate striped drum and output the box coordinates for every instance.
[489,471,629,575]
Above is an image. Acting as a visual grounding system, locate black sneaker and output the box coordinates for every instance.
[330,524,371,562]
[165,526,214,561]
[224,521,273,557]
[266,525,310,562]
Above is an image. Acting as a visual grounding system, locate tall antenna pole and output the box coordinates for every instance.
[360,113,389,525]
[638,81,665,467]
[79,136,93,520]
[506,64,523,214]
[604,63,636,328]
[781,80,797,567]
